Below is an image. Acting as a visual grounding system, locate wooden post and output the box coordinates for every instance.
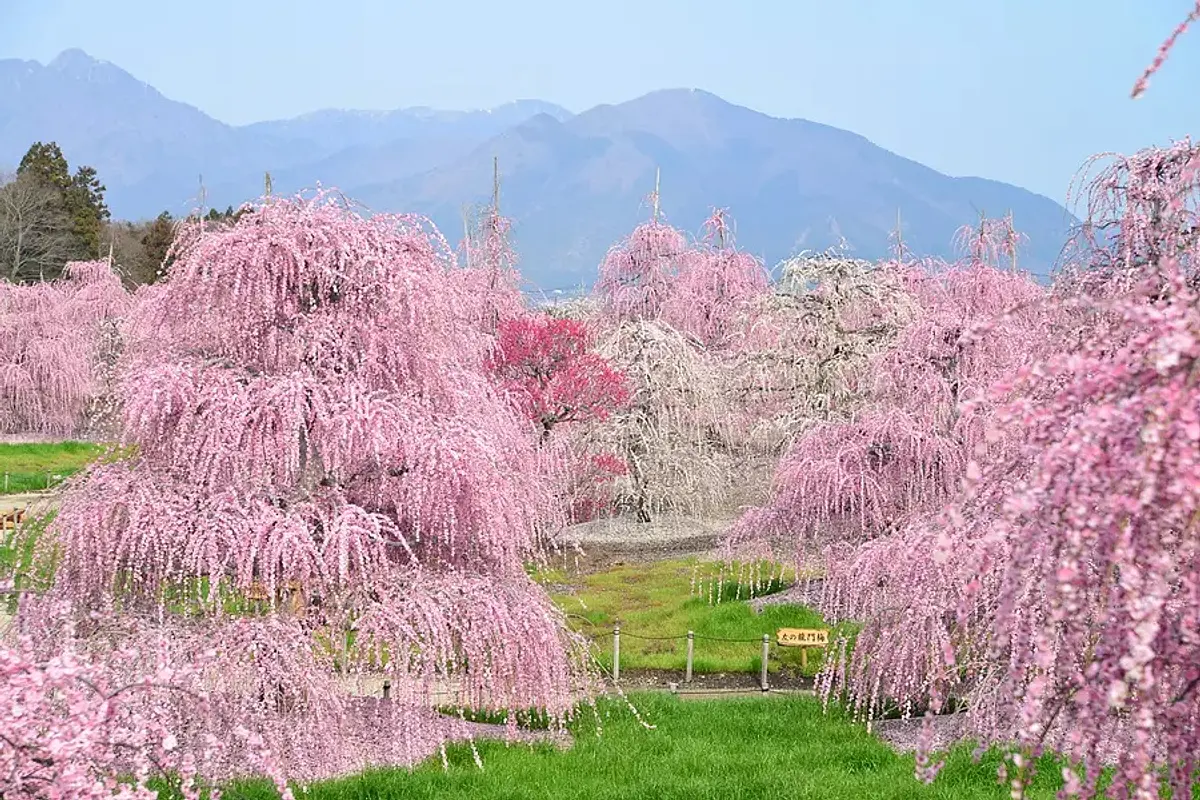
[652,168,661,222]
[760,634,770,692]
[1008,210,1018,271]
[3,473,8,492]
[612,624,621,683]
[382,680,391,700]
[685,630,694,683]
[492,156,500,216]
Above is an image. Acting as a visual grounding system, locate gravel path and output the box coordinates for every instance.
[551,514,739,570]
[747,578,826,612]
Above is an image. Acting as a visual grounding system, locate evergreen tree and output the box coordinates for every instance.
[16,141,110,261]
[139,211,175,281]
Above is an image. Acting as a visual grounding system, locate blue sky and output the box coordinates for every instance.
[2,0,1197,205]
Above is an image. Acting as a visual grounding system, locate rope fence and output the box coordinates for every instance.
[607,624,828,691]
[2,471,68,494]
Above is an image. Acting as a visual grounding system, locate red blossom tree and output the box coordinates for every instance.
[486,313,632,523]
[19,192,590,787]
[487,314,630,442]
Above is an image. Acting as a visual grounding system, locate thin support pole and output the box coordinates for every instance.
[612,624,621,683]
[685,631,694,683]
[761,634,770,692]
[652,168,661,222]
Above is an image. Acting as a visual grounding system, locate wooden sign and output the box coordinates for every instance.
[776,628,828,647]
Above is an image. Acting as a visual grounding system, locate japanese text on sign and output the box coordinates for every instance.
[776,628,828,647]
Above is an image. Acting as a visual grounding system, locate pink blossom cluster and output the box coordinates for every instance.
[0,260,130,436]
[595,211,769,347]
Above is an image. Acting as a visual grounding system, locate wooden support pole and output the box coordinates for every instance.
[761,634,770,692]
[612,624,621,683]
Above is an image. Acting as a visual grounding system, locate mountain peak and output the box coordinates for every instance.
[44,48,140,88]
[49,48,103,71]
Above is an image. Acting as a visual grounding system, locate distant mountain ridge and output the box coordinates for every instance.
[0,50,1077,287]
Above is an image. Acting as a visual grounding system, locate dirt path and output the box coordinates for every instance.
[0,491,60,517]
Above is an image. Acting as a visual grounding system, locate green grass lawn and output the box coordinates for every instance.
[539,558,850,677]
[188,693,1067,800]
[0,441,108,494]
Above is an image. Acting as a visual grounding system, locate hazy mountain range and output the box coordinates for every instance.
[0,49,1077,288]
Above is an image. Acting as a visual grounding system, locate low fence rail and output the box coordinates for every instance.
[2,471,68,494]
[609,625,829,691]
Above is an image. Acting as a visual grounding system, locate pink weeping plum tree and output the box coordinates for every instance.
[0,259,130,437]
[458,200,526,333]
[594,208,768,343]
[786,144,1200,799]
[0,606,293,800]
[899,142,1200,799]
[659,209,770,348]
[722,228,1050,570]
[20,192,590,787]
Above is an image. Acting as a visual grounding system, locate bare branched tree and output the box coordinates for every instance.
[0,172,73,282]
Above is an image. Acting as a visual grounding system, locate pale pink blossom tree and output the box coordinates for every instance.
[20,192,589,786]
[0,259,130,437]
[724,250,920,457]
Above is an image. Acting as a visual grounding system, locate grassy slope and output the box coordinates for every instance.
[199,694,1066,800]
[0,441,106,494]
[540,558,850,676]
